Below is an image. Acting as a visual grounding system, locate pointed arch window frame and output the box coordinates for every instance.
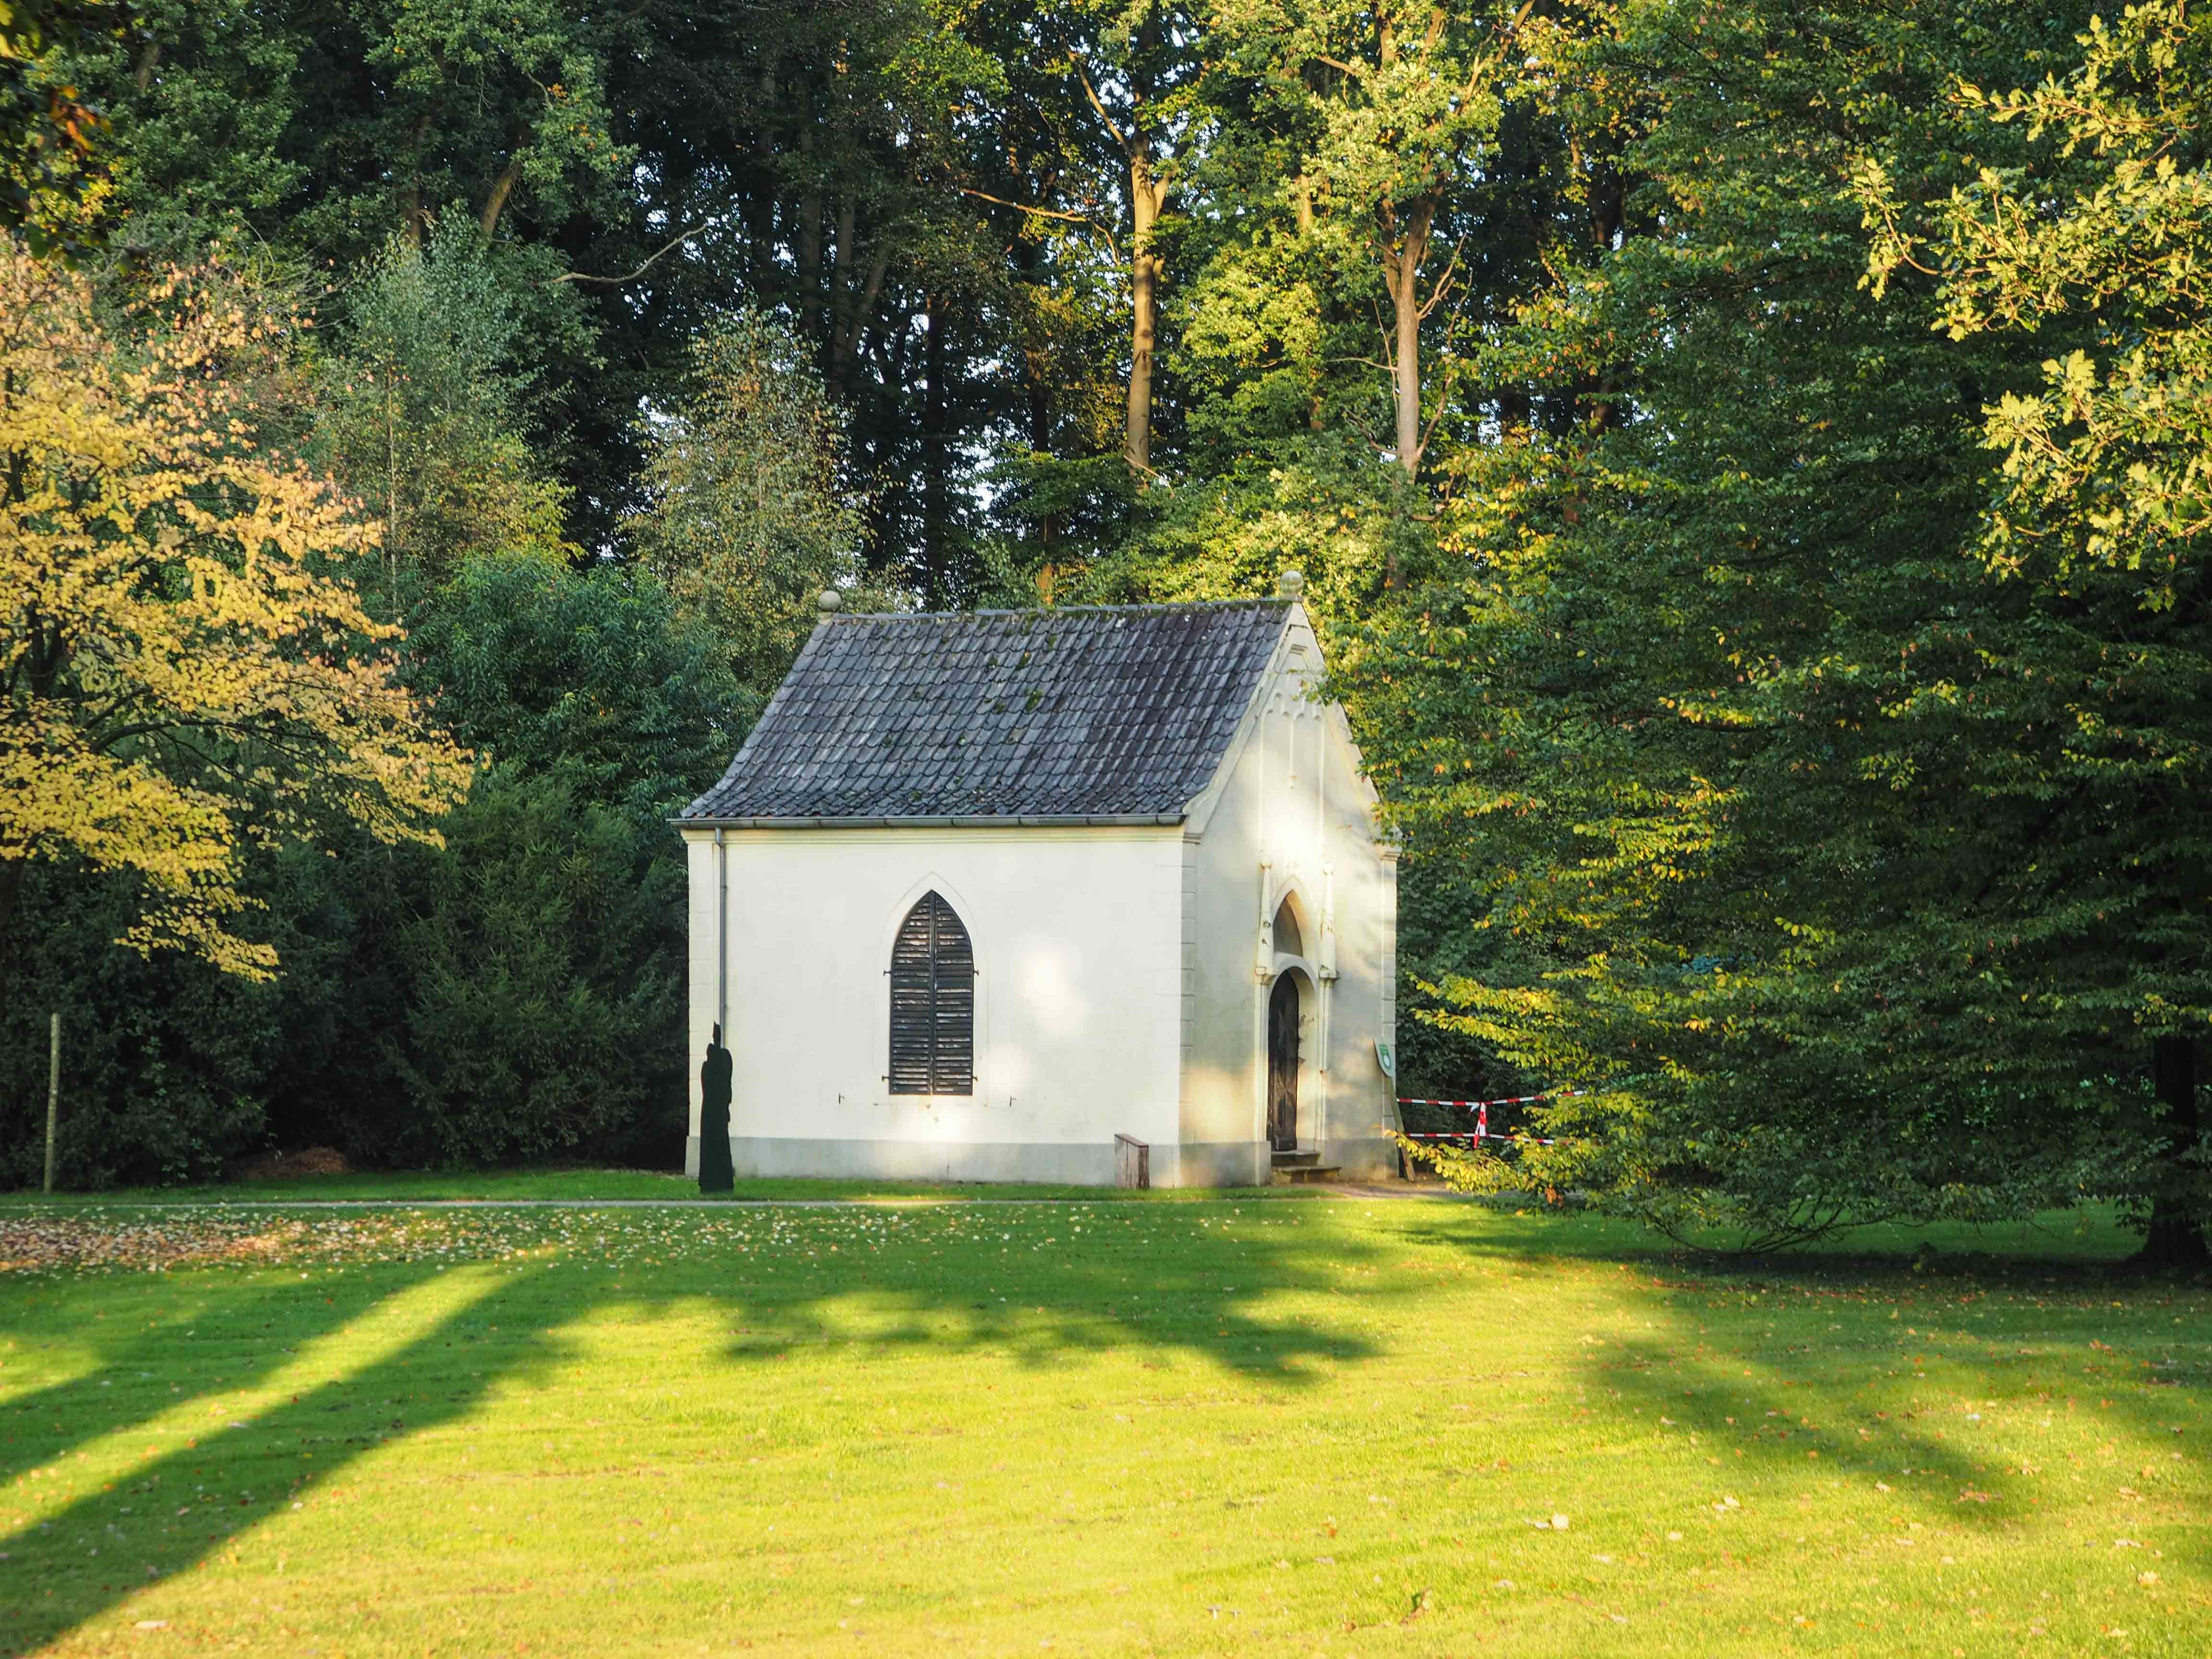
[887,890,976,1095]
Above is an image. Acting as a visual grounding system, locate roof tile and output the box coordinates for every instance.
[681,601,1289,821]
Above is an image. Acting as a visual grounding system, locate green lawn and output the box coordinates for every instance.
[1,1190,2205,1657]
[0,1168,1156,1207]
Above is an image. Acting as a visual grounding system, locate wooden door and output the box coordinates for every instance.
[1267,974,1300,1151]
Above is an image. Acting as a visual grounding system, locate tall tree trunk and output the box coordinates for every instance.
[2138,1036,2210,1267]
[1589,156,1624,251]
[796,128,823,343]
[828,241,890,407]
[1383,198,1434,485]
[1012,232,1058,561]
[479,150,523,239]
[399,104,441,246]
[1125,147,1166,479]
[833,198,857,319]
[748,58,779,292]
[923,292,948,607]
[1579,146,1629,433]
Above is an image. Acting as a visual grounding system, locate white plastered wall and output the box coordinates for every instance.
[1177,604,1401,1183]
[682,824,1186,1185]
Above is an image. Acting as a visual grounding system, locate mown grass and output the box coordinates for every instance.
[0,1169,1363,1207]
[1,1193,2205,1657]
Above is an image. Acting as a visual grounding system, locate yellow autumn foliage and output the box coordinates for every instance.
[0,241,469,979]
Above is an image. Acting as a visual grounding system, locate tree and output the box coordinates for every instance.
[387,767,689,1167]
[1052,0,1201,480]
[48,0,638,539]
[1333,0,2139,1248]
[0,0,131,246]
[73,0,630,258]
[1855,0,2212,1261]
[404,549,757,823]
[314,223,571,592]
[1202,0,1513,493]
[616,0,1018,592]
[626,311,871,689]
[347,551,750,1168]
[0,242,467,983]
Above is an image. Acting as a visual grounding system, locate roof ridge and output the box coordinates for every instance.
[823,599,1293,621]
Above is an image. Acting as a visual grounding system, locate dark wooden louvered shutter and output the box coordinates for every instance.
[928,900,974,1092]
[889,893,974,1094]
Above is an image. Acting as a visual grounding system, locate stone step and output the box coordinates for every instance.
[1271,1149,1320,1167]
[1272,1163,1342,1185]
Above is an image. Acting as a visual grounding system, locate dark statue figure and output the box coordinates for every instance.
[698,1025,735,1195]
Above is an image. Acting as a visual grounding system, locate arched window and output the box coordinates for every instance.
[1272,896,1305,959]
[889,892,974,1094]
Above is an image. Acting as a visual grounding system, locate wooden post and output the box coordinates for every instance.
[43,1012,60,1194]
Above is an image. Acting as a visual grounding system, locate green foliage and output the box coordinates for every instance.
[627,311,871,683]
[0,0,130,248]
[0,859,271,1189]
[3,546,747,1183]
[1339,0,2212,1248]
[1849,0,2212,1245]
[387,768,685,1168]
[314,225,573,584]
[332,552,749,1168]
[68,0,629,260]
[405,551,756,820]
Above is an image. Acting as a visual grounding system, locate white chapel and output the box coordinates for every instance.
[675,571,1403,1188]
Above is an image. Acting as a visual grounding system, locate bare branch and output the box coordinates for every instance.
[1419,232,1472,320]
[958,188,1120,245]
[1071,54,1134,156]
[543,221,713,288]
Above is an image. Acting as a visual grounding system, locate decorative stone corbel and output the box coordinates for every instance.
[1254,859,1275,981]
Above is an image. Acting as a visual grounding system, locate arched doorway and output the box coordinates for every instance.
[1267,973,1301,1151]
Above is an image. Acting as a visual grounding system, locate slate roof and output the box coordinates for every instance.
[680,601,1293,823]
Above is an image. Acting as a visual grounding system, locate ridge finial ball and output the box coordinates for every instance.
[1275,567,1306,599]
[817,589,843,614]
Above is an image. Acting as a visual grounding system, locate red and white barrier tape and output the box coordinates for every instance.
[1395,1091,1585,1109]
[1395,1090,1585,1150]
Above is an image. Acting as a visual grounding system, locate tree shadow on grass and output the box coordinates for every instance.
[0,1268,421,1493]
[0,1261,568,1655]
[0,1199,1386,1652]
[1568,1244,2207,1551]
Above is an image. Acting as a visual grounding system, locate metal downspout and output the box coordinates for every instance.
[715,827,728,1040]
